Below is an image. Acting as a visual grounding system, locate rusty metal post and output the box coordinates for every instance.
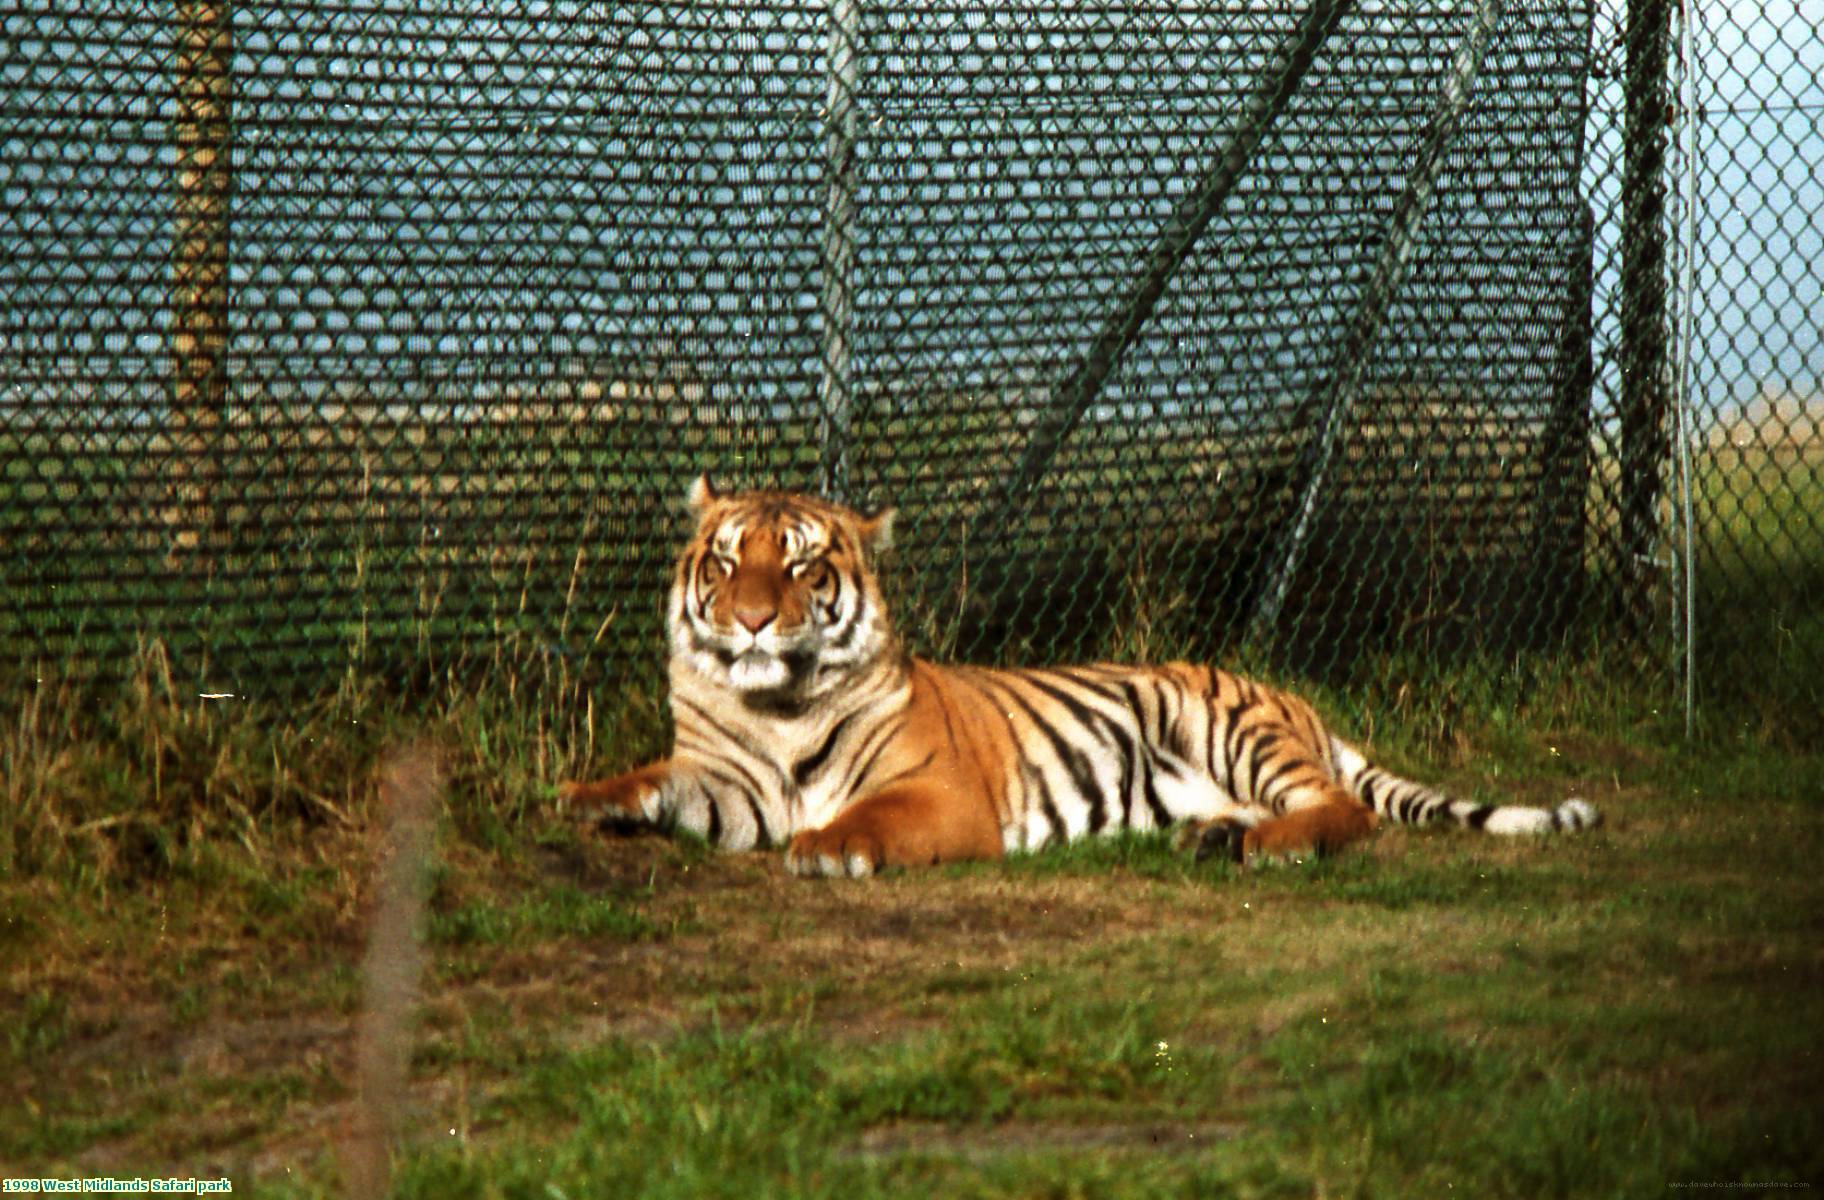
[819,0,862,502]
[168,0,234,562]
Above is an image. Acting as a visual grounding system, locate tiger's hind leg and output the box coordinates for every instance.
[1171,805,1261,865]
[1174,788,1377,866]
[785,782,1003,879]
[1243,789,1377,861]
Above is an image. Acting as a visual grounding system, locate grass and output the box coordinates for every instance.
[1,630,1821,1196]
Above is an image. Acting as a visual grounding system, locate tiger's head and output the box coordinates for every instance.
[669,475,898,700]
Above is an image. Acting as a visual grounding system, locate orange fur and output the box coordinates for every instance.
[1247,792,1380,857]
[788,780,1003,872]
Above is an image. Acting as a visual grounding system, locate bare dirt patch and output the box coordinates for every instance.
[539,831,1229,1035]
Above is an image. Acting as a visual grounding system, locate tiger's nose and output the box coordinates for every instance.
[734,604,776,634]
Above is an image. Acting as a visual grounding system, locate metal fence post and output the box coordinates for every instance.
[1673,0,1700,734]
[168,0,234,564]
[1245,0,1505,644]
[819,0,862,502]
[979,0,1354,530]
[1619,0,1672,633]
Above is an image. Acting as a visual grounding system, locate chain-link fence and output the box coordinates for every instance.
[1672,0,1822,735]
[2,2,1818,728]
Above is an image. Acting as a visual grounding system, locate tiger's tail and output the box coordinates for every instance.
[1330,740,1601,834]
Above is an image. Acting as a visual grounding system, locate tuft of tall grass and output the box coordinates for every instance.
[0,628,667,888]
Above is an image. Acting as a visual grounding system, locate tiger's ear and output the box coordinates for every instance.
[687,473,719,512]
[857,507,895,552]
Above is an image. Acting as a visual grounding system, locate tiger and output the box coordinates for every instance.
[557,477,1600,878]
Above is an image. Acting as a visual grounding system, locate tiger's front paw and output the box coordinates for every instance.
[557,770,663,834]
[785,825,883,879]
